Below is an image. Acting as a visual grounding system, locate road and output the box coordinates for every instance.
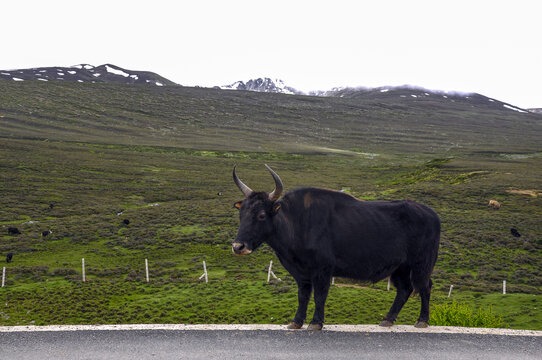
[0,325,540,359]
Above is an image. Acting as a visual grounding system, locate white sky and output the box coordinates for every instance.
[2,0,541,108]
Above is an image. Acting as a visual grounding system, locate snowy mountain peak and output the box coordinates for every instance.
[220,78,301,95]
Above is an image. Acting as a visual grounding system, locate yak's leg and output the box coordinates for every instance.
[307,271,332,331]
[288,280,312,329]
[414,279,432,328]
[380,265,413,327]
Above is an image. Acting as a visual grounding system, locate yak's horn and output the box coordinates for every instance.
[265,164,283,202]
[233,165,254,197]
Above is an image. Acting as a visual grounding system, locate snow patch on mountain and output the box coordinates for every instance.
[503,104,528,113]
[72,64,95,70]
[105,65,130,77]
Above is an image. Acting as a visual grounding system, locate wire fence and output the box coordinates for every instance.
[1,259,512,297]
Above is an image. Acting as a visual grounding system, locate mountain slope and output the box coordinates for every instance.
[0,64,178,86]
[0,80,540,155]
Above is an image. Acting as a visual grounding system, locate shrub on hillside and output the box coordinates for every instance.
[430,301,505,328]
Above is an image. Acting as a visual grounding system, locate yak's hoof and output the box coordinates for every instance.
[414,321,429,328]
[379,320,394,327]
[307,323,323,331]
[287,322,303,330]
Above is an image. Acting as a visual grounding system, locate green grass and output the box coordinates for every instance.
[1,278,538,329]
[0,80,540,329]
[0,140,539,329]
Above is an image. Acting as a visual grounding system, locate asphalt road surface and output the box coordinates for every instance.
[0,325,540,359]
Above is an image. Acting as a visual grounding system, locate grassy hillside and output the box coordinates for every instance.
[0,80,541,329]
[1,81,541,154]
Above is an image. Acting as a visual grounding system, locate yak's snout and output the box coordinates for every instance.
[232,242,252,256]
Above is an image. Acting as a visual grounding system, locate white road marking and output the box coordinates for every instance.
[0,324,540,336]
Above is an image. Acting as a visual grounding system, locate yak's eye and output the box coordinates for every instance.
[257,210,266,221]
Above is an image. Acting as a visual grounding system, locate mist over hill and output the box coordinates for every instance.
[218,77,536,113]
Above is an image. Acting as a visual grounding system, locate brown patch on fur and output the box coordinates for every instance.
[304,192,313,209]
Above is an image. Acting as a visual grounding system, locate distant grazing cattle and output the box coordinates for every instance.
[488,200,501,209]
[232,165,440,330]
[6,253,13,263]
[123,219,130,225]
[7,227,21,235]
[42,230,52,237]
[510,228,521,238]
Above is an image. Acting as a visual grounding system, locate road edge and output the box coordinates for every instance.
[0,324,540,336]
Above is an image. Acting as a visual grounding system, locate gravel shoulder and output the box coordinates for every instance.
[0,323,540,336]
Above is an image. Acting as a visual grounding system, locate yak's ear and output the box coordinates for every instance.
[272,203,281,214]
[233,201,243,210]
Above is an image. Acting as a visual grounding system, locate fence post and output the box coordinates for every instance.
[268,261,273,283]
[82,258,86,282]
[332,277,335,285]
[145,259,149,283]
[199,261,208,283]
[448,285,454,297]
[503,280,506,294]
[387,277,390,291]
[267,260,281,282]
[1,267,5,288]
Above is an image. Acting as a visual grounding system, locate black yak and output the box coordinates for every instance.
[7,227,20,235]
[232,165,440,330]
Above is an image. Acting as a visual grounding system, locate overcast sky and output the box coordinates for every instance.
[2,0,541,108]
